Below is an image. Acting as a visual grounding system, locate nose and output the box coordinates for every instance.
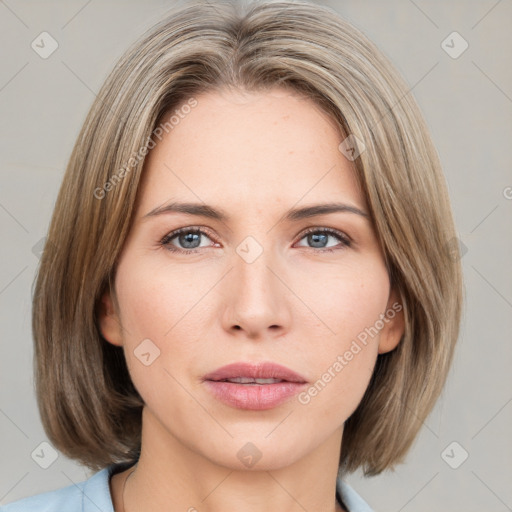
[221,242,291,340]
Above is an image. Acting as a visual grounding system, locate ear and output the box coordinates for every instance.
[377,286,405,355]
[97,288,123,347]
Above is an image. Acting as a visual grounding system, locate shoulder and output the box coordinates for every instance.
[0,467,115,512]
[337,476,375,512]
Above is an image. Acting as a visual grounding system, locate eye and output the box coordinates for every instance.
[160,226,351,255]
[160,227,217,254]
[295,227,351,252]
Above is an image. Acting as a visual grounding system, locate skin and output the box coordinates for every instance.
[99,86,405,512]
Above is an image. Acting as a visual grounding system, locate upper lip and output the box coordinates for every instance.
[203,362,307,383]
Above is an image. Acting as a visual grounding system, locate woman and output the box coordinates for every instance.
[3,0,463,510]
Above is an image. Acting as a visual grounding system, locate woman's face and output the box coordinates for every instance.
[99,86,404,470]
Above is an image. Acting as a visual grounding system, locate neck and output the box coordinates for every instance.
[113,407,347,512]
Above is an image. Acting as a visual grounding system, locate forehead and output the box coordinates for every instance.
[137,87,365,215]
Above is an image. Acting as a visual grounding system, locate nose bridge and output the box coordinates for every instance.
[224,235,288,335]
[235,235,277,307]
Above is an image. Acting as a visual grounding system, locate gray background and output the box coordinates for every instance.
[1,0,511,510]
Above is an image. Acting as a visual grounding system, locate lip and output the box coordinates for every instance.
[203,361,307,383]
[202,362,308,411]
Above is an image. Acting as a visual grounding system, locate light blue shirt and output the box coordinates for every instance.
[1,464,374,512]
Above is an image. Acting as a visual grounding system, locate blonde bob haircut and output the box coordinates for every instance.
[33,0,463,477]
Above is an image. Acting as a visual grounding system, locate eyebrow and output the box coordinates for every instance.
[142,201,370,222]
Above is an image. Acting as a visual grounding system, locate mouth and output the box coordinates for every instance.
[202,361,308,410]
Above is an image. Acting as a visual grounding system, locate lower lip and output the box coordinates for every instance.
[204,380,307,410]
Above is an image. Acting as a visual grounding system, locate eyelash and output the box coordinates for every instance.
[159,226,351,254]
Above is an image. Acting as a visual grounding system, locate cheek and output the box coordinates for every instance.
[295,256,390,347]
[115,255,203,340]
[294,259,389,416]
[113,254,215,392]
[112,276,189,427]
